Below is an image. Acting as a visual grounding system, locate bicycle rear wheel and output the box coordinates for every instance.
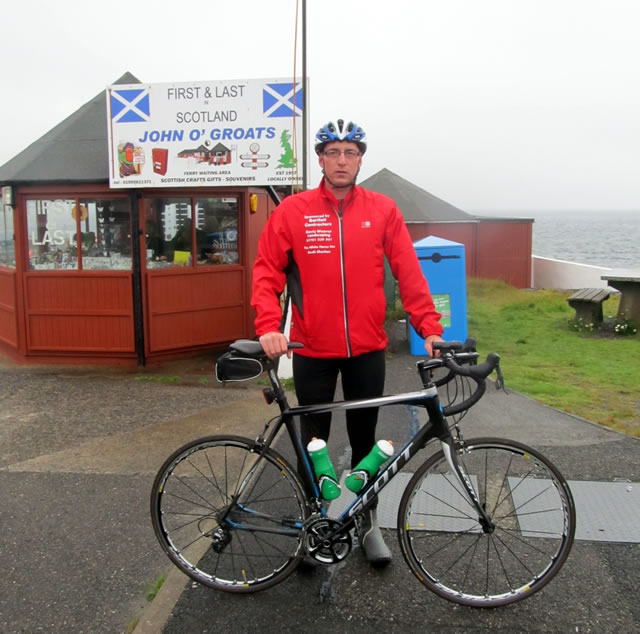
[397,437,575,607]
[150,435,309,593]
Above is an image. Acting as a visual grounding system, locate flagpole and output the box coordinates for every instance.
[302,0,308,191]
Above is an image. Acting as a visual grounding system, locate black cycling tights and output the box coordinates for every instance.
[292,349,386,470]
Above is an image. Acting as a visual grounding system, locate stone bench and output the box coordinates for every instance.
[567,287,610,323]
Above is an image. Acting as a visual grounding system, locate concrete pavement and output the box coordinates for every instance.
[0,354,268,633]
[152,349,640,634]
[1,334,639,633]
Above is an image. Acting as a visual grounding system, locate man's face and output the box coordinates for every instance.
[318,141,363,189]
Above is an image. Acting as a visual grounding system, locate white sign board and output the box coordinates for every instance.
[106,78,305,188]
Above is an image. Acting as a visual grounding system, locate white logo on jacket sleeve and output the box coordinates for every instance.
[361,220,371,229]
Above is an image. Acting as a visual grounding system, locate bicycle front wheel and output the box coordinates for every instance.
[398,437,575,608]
[150,435,309,593]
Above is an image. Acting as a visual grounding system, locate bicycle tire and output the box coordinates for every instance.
[150,434,309,593]
[397,437,575,608]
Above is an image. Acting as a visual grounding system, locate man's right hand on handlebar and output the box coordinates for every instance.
[259,331,291,360]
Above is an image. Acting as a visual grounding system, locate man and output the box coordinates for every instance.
[251,119,443,565]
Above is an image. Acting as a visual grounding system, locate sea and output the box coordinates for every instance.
[477,209,639,270]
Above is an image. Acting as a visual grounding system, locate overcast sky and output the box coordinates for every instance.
[2,0,638,212]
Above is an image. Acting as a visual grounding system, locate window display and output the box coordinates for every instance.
[195,197,239,267]
[144,196,238,268]
[23,194,238,271]
[144,198,192,268]
[26,198,131,270]
[0,204,15,267]
[79,198,132,270]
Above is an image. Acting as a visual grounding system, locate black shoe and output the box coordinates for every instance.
[358,509,392,567]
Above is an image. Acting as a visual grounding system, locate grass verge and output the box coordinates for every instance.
[134,375,180,383]
[145,574,166,602]
[466,278,639,437]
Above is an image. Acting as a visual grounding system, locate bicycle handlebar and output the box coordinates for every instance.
[440,352,501,416]
[432,338,478,388]
[417,343,503,417]
[227,338,503,418]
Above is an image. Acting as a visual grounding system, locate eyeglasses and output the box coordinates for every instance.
[323,149,361,159]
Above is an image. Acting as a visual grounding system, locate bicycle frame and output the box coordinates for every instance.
[239,361,494,538]
[154,342,575,606]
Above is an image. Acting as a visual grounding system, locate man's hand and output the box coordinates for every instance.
[425,334,444,357]
[259,331,291,360]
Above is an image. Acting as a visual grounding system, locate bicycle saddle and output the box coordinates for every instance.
[229,339,304,357]
[230,340,265,357]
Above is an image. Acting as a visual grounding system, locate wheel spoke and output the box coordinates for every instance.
[399,438,575,607]
[151,436,307,592]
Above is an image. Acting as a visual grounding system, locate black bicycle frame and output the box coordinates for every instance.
[281,385,444,502]
[257,362,493,533]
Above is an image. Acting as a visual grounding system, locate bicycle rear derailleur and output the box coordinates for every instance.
[303,517,352,564]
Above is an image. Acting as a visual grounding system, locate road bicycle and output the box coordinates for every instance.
[150,339,576,608]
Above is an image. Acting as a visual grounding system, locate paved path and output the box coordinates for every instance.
[0,347,638,633]
[153,351,640,634]
[0,359,267,634]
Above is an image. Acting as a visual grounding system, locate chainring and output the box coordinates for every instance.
[304,517,352,564]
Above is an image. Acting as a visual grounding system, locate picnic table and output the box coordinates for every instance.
[567,287,610,323]
[601,272,640,325]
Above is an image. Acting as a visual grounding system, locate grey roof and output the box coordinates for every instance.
[359,168,475,222]
[0,72,140,185]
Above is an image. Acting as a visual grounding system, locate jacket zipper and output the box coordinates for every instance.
[332,200,352,357]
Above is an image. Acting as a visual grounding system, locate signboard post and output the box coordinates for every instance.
[106,78,306,188]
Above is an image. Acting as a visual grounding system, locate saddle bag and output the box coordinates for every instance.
[215,351,264,384]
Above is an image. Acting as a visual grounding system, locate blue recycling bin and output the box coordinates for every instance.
[409,236,468,355]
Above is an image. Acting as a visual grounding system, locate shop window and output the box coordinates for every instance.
[78,199,132,269]
[27,199,78,270]
[195,197,239,266]
[0,204,15,267]
[26,198,131,270]
[144,197,239,268]
[144,198,193,268]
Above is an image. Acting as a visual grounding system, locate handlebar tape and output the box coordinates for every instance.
[440,353,501,417]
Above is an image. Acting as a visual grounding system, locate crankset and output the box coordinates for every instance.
[304,517,352,564]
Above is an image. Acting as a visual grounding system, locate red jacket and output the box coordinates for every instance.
[251,180,443,358]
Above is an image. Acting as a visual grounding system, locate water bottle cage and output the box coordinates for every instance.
[318,474,340,489]
[347,469,369,486]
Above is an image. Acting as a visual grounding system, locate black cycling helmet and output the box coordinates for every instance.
[314,119,367,155]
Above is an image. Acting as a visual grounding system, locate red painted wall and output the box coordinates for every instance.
[145,268,245,353]
[0,268,18,347]
[23,272,135,352]
[475,220,532,288]
[406,219,532,288]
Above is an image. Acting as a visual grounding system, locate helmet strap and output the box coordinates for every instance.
[322,168,360,196]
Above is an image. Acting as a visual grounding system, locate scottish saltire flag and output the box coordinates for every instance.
[110,88,151,123]
[262,82,303,117]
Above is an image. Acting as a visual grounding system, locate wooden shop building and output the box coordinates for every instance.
[0,73,531,366]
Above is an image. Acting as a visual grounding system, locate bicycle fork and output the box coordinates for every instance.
[439,438,495,533]
[423,396,496,533]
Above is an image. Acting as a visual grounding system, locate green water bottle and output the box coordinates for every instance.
[345,440,394,494]
[307,438,341,500]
